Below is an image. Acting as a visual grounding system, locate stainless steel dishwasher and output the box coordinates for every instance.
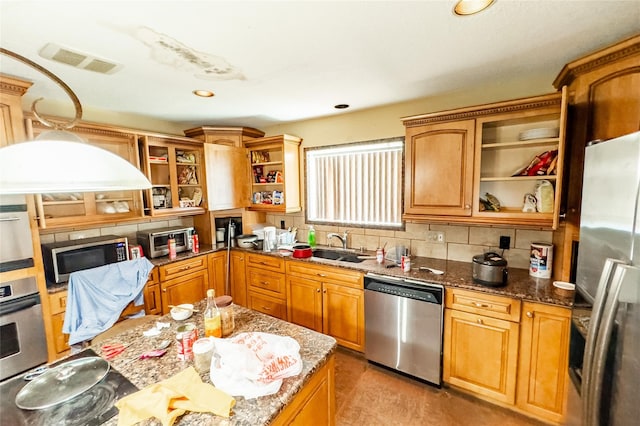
[364,273,444,386]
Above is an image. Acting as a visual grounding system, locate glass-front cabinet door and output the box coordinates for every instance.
[28,119,144,229]
[139,134,205,216]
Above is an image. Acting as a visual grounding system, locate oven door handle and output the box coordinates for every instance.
[0,294,40,316]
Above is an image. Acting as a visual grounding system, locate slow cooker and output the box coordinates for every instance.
[472,252,508,287]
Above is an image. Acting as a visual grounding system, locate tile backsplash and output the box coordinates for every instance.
[38,217,195,246]
[264,212,553,270]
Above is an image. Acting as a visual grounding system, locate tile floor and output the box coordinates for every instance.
[334,347,556,426]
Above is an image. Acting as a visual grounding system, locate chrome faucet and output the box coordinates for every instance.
[327,231,349,250]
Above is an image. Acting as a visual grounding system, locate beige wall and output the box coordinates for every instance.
[261,76,558,270]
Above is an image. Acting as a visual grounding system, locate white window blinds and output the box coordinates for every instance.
[306,139,403,227]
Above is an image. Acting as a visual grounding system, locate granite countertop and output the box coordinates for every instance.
[236,247,576,307]
[48,244,576,307]
[96,302,337,426]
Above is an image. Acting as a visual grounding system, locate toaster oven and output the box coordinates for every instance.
[136,226,194,259]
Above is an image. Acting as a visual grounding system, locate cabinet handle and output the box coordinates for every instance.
[526,311,534,318]
[162,289,167,293]
[263,306,271,311]
[465,204,471,209]
[316,288,321,293]
[472,302,490,308]
[260,261,267,265]
[323,289,327,294]
[179,266,191,271]
[477,318,483,325]
[260,281,269,286]
[317,273,327,277]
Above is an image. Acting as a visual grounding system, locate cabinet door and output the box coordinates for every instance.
[144,283,162,315]
[404,120,475,217]
[160,270,209,314]
[287,275,323,333]
[517,302,571,422]
[50,312,69,354]
[230,251,247,307]
[443,308,519,404]
[323,282,364,352]
[208,251,227,297]
[248,291,287,320]
[204,144,249,210]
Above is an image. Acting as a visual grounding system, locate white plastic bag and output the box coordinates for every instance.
[209,332,302,399]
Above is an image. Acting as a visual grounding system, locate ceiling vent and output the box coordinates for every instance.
[39,43,122,74]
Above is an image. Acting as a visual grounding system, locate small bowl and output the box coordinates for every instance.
[553,281,575,297]
[170,303,194,321]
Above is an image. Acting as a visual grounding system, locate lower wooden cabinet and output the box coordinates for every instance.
[50,310,70,354]
[160,269,209,313]
[272,354,335,426]
[208,251,227,297]
[516,302,571,423]
[443,308,520,404]
[246,253,286,320]
[443,288,571,423]
[286,261,364,352]
[230,251,247,306]
[143,268,161,315]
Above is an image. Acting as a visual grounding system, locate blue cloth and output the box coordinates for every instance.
[63,257,154,345]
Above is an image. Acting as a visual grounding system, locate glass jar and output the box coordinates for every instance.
[215,295,234,337]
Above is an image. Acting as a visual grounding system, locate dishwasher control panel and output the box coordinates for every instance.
[364,274,442,304]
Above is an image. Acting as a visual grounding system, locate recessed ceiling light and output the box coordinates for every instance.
[193,89,214,98]
[453,0,495,16]
[334,104,349,109]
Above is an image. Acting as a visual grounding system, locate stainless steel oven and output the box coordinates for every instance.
[0,277,47,381]
[0,195,34,273]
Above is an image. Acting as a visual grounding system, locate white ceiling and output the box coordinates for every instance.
[1,1,639,130]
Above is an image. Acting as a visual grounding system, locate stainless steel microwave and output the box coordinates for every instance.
[136,226,194,259]
[41,235,129,284]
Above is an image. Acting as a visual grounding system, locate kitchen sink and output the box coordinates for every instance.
[312,248,365,263]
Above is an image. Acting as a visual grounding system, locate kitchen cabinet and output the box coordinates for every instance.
[28,118,145,229]
[49,291,69,355]
[143,268,161,315]
[138,134,206,217]
[403,119,475,217]
[230,250,248,306]
[271,354,335,426]
[443,289,521,404]
[552,34,640,281]
[516,302,571,423]
[286,261,365,352]
[207,251,227,297]
[159,255,209,314]
[402,91,568,229]
[0,74,32,147]
[246,253,287,320]
[184,125,265,148]
[245,134,302,213]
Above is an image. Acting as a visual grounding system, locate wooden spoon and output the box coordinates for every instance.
[169,305,199,313]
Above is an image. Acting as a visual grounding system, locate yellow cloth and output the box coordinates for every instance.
[115,366,235,426]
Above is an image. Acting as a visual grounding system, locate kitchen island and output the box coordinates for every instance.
[97,303,337,425]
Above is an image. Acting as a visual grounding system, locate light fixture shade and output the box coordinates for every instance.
[0,140,152,194]
[453,0,495,16]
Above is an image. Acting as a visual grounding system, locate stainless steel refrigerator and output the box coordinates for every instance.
[575,131,639,426]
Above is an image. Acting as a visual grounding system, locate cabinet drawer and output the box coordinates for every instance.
[246,253,285,273]
[49,291,68,315]
[445,288,520,322]
[159,256,207,281]
[247,268,286,298]
[248,292,287,320]
[286,261,363,289]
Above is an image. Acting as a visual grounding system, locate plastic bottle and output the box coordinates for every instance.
[307,225,316,248]
[203,289,222,338]
[191,230,199,254]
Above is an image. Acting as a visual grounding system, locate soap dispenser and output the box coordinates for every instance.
[308,225,316,248]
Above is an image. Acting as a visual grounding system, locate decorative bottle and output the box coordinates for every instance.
[203,289,222,338]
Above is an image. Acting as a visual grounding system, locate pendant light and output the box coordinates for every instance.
[0,48,151,194]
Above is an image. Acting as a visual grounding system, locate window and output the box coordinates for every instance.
[306,138,403,227]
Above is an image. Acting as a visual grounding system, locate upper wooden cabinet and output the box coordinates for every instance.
[402,90,568,229]
[245,134,302,213]
[404,119,475,217]
[552,34,640,281]
[184,126,265,148]
[0,75,32,147]
[138,134,206,216]
[28,118,145,229]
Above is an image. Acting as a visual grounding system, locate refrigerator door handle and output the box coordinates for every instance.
[582,258,625,424]
[585,264,637,426]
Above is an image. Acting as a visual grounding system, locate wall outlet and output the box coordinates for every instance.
[427,231,445,244]
[499,235,511,249]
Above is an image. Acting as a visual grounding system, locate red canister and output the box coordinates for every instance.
[176,323,198,361]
